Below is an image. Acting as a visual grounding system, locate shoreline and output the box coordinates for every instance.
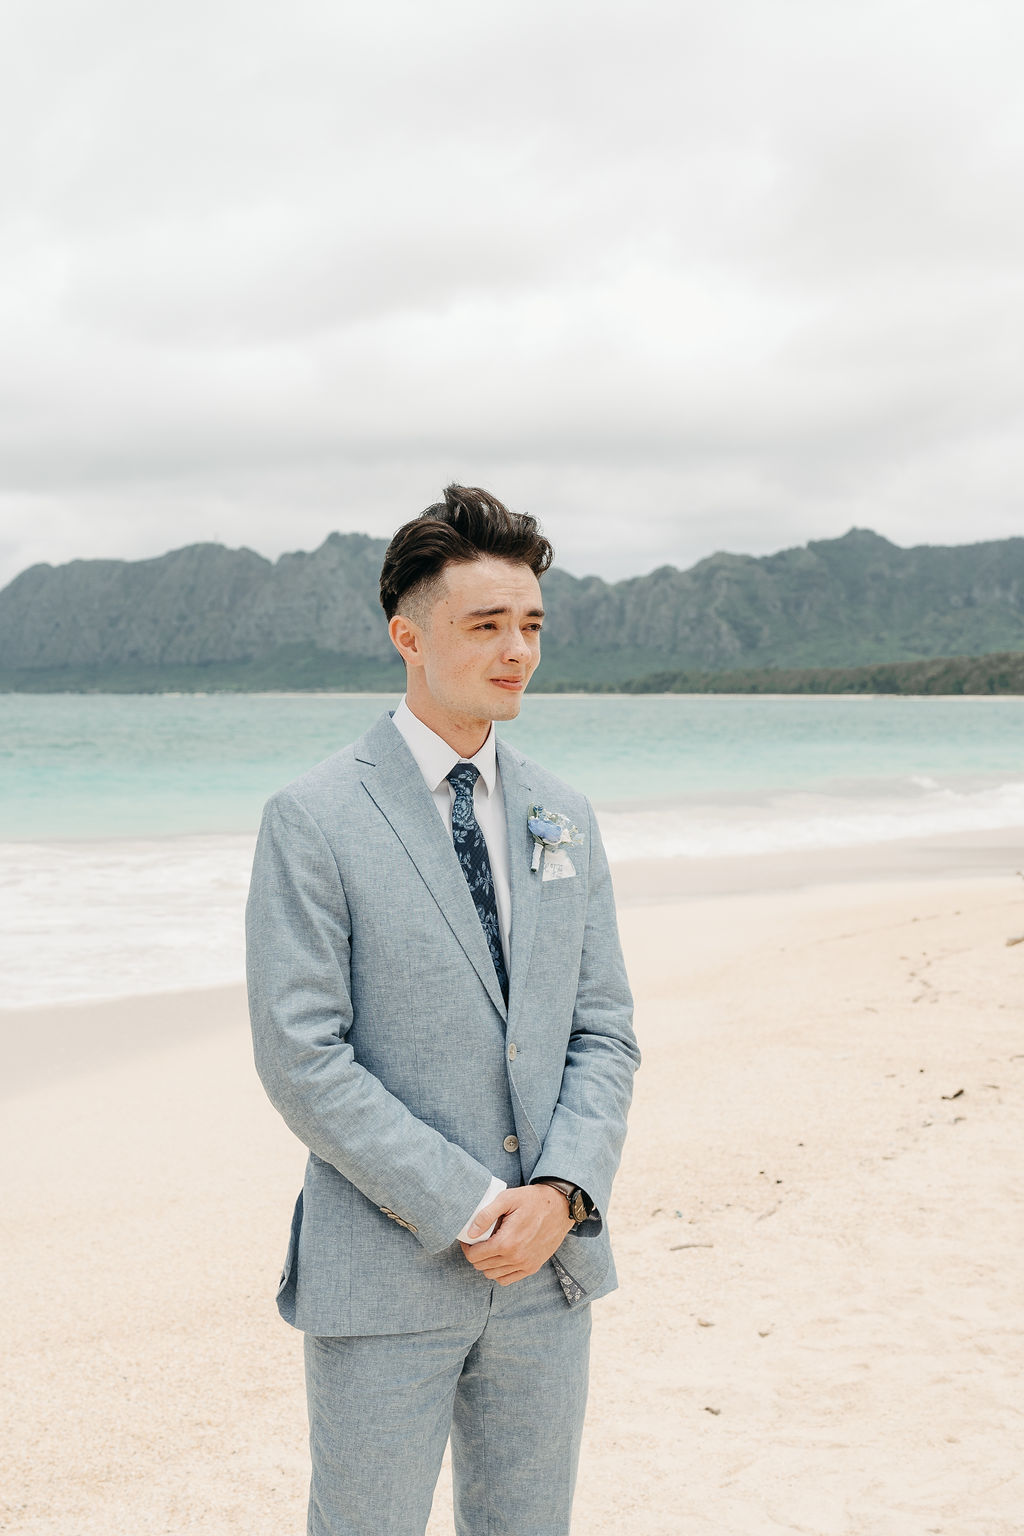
[3,826,1023,1016]
[3,841,1022,1096]
[610,824,1024,903]
[5,687,1024,700]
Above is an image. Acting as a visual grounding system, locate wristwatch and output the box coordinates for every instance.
[532,1177,593,1225]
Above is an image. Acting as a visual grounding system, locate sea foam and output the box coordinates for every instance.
[1,835,256,1009]
[597,777,1024,862]
[4,773,1024,1008]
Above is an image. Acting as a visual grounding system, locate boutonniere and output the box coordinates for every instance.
[528,805,583,872]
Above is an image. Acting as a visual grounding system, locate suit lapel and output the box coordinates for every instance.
[356,716,508,1018]
[497,737,542,1025]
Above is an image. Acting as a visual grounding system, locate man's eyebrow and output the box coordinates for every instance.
[462,605,545,619]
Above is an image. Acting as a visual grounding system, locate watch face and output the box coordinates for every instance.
[569,1191,588,1223]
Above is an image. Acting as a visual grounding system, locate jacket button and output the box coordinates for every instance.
[503,1134,519,1153]
[507,1043,518,1061]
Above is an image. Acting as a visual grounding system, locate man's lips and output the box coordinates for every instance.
[491,677,525,689]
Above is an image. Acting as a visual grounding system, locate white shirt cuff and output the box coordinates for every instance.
[457,1175,507,1243]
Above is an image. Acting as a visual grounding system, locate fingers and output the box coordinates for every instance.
[465,1189,516,1240]
[459,1241,518,1274]
[458,1184,573,1279]
[458,1238,535,1283]
[466,1256,530,1284]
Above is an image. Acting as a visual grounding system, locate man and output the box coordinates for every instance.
[246,485,639,1536]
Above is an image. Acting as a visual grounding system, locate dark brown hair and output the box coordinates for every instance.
[379,484,553,620]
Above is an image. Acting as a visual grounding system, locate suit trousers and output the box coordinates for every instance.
[304,1259,592,1536]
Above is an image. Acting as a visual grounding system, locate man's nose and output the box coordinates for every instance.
[502,628,532,663]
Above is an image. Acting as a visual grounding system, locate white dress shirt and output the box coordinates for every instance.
[391,697,512,969]
[391,698,509,1242]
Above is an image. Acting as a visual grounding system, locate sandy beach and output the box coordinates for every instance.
[2,852,1023,1535]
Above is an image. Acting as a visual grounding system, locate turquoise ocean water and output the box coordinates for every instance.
[2,692,1023,1006]
[4,691,1024,840]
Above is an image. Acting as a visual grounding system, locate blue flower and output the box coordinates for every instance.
[528,804,583,871]
[528,815,566,848]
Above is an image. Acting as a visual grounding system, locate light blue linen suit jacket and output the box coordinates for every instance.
[246,711,639,1336]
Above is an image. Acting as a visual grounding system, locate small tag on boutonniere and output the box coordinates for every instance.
[528,805,583,873]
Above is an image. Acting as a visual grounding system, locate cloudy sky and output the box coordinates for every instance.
[1,0,1021,591]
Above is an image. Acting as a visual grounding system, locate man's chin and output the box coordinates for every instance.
[489,686,527,719]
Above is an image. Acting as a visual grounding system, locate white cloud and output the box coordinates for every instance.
[1,0,1022,590]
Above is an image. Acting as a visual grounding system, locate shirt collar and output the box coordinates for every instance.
[392,697,498,796]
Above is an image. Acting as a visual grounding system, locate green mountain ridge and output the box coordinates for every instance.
[1,526,1023,692]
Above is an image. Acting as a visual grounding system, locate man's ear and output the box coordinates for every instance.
[389,613,424,669]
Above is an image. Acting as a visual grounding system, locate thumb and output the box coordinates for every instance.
[467,1189,514,1239]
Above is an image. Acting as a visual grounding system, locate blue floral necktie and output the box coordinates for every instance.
[447,762,509,1004]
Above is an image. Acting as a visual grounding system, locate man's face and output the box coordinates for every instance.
[404,556,544,737]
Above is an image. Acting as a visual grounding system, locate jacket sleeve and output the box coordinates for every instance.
[246,790,494,1254]
[530,799,640,1230]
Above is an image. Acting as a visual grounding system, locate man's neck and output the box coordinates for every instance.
[403,696,492,759]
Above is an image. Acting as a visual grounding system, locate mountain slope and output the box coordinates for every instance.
[0,533,390,670]
[1,527,1022,689]
[538,530,1024,674]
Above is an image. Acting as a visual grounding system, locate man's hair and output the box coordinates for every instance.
[379,484,554,621]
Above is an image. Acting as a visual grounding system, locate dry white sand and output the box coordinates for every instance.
[2,858,1023,1535]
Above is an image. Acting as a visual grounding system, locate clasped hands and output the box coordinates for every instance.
[459,1184,574,1285]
